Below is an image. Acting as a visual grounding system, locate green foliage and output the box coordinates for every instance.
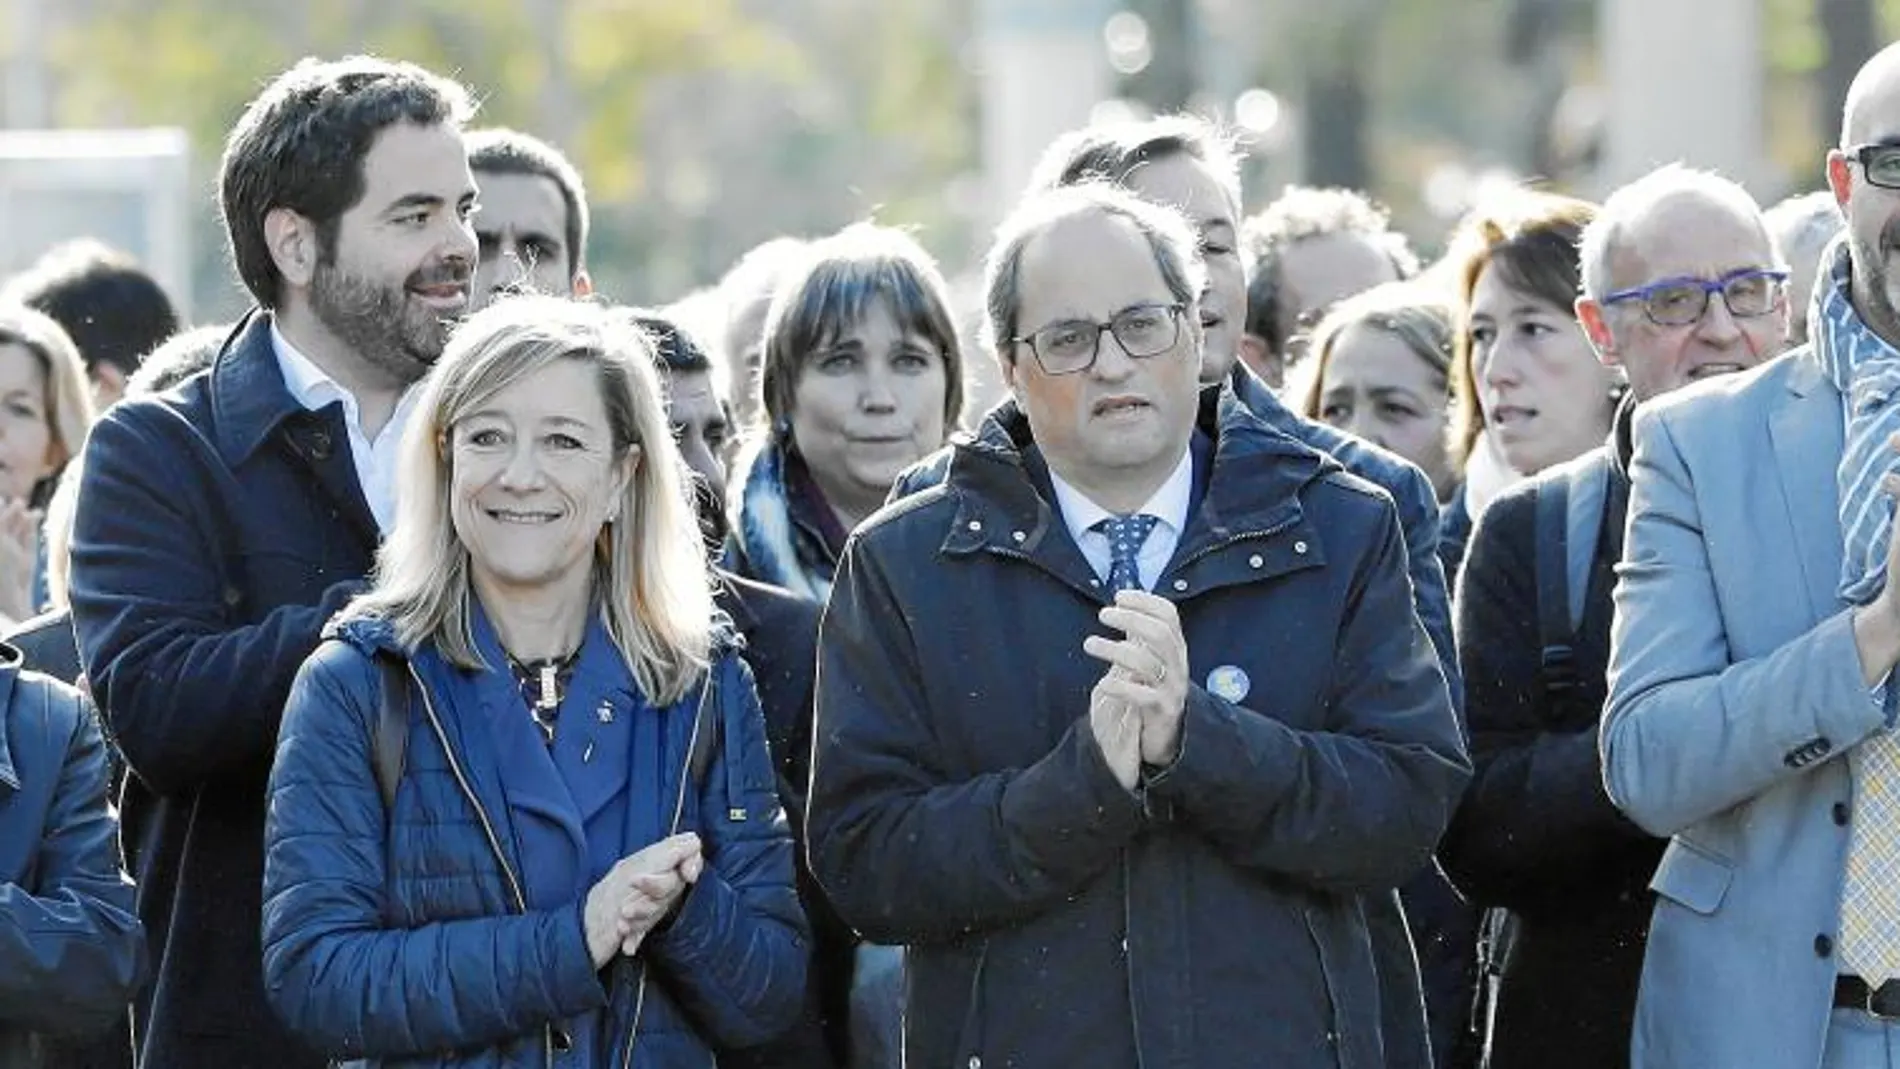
[35,0,976,316]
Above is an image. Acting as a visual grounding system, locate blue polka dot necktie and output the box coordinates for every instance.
[1094,513,1159,593]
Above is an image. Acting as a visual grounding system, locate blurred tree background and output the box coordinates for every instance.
[3,0,1893,321]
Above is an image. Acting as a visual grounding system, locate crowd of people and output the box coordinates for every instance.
[7,36,1900,1069]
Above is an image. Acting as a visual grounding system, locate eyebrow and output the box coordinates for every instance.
[383,193,444,215]
[461,410,595,429]
[1367,385,1426,403]
[473,224,562,249]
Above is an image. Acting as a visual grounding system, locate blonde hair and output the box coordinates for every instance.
[0,303,95,496]
[341,295,713,703]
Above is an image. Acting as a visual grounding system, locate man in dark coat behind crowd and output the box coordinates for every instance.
[67,56,480,1069]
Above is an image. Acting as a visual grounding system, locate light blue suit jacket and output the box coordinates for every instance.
[1603,346,1892,1069]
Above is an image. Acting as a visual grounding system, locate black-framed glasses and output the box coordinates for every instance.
[1010,303,1186,375]
[1848,142,1900,189]
[1599,268,1789,327]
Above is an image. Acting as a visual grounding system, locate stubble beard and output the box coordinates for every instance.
[309,259,451,387]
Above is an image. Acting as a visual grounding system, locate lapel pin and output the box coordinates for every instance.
[597,702,615,725]
[1207,665,1251,704]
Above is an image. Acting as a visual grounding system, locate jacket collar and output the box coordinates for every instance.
[208,309,308,467]
[939,382,1334,569]
[728,438,836,602]
[1610,390,1638,477]
[0,642,27,791]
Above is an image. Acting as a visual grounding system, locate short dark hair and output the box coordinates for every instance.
[2,240,178,377]
[623,309,713,375]
[759,222,965,436]
[1027,113,1242,212]
[218,56,476,308]
[1241,187,1420,354]
[465,127,590,277]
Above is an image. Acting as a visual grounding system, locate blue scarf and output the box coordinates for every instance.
[1814,234,1900,604]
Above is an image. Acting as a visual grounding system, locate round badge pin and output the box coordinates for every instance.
[1207,665,1251,704]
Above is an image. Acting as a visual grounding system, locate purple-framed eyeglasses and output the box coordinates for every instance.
[1599,267,1789,327]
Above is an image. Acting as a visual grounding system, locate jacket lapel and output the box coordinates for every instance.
[208,310,381,549]
[549,622,635,833]
[280,403,382,549]
[1770,352,1849,623]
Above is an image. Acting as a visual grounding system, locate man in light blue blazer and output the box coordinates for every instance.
[1603,42,1900,1069]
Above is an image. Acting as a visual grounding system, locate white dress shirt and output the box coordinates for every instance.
[1048,443,1194,592]
[271,323,420,533]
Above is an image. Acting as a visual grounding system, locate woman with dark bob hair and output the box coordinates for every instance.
[261,296,807,1067]
[726,222,963,602]
[1439,190,1615,578]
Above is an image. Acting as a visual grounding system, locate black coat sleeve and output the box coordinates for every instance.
[1438,485,1654,911]
[70,407,362,796]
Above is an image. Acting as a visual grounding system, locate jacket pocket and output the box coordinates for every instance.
[1648,836,1733,915]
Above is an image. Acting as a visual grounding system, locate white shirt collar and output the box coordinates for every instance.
[1048,441,1195,545]
[271,321,352,417]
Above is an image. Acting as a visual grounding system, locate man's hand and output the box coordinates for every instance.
[1084,590,1189,767]
[1088,679,1143,791]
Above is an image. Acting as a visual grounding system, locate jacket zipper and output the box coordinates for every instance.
[408,665,551,1069]
[1122,853,1147,1069]
[619,678,715,1069]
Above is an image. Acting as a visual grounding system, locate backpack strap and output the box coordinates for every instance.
[1562,459,1611,633]
[371,653,410,811]
[1533,475,1579,701]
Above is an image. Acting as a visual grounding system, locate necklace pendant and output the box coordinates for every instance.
[537,664,559,710]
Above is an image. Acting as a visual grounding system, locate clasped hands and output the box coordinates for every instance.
[583,832,704,968]
[1082,590,1189,791]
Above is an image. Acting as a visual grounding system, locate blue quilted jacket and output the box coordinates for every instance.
[261,614,807,1068]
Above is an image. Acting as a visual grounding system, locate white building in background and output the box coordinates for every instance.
[977,0,1114,228]
[0,128,193,317]
[1596,0,1769,196]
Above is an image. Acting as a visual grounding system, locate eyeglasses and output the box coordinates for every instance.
[1599,268,1789,327]
[1010,303,1186,375]
[1848,142,1900,189]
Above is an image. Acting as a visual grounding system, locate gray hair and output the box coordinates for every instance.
[1026,113,1243,215]
[1764,190,1843,276]
[983,182,1208,361]
[1578,163,1777,300]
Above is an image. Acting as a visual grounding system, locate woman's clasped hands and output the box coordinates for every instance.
[583,833,705,967]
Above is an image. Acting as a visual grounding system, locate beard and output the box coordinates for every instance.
[309,256,467,386]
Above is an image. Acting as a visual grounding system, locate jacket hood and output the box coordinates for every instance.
[324,611,404,658]
[727,437,836,603]
[949,381,1339,521]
